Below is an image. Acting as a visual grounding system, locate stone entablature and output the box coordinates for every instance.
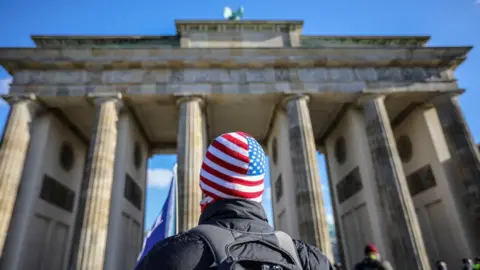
[7,80,460,98]
[12,67,453,85]
[0,47,470,72]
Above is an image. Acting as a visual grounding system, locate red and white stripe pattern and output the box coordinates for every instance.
[200,132,266,211]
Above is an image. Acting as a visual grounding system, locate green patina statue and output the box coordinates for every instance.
[223,6,244,20]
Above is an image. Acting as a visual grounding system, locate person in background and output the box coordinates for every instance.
[136,132,334,270]
[354,244,392,270]
[435,260,447,270]
[462,258,473,270]
[473,257,480,270]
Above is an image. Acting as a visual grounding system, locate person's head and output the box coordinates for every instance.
[199,132,266,212]
[436,260,447,269]
[364,244,378,260]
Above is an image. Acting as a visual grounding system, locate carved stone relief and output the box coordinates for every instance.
[328,68,355,81]
[377,68,403,81]
[274,68,291,81]
[245,69,274,82]
[170,70,184,83]
[10,67,452,85]
[297,68,327,82]
[86,71,102,84]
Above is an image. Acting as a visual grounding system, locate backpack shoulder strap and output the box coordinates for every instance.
[189,224,235,265]
[275,231,302,269]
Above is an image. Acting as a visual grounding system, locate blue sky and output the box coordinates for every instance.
[0,0,479,231]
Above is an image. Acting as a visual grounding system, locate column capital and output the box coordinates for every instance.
[281,94,310,107]
[175,95,205,108]
[429,91,460,105]
[87,92,123,109]
[2,93,36,105]
[355,94,385,106]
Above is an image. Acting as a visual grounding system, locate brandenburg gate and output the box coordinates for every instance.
[0,20,478,270]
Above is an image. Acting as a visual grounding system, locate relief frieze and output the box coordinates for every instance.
[297,68,328,82]
[245,69,275,82]
[54,71,86,84]
[377,68,403,81]
[10,67,452,85]
[170,70,184,83]
[328,68,355,81]
[274,68,291,81]
[86,71,102,84]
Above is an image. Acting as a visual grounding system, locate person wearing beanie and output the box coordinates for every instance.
[435,260,448,270]
[462,258,474,270]
[354,244,393,270]
[136,132,334,270]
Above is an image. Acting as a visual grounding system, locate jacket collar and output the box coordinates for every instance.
[198,199,272,232]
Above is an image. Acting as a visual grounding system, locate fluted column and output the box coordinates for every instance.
[0,94,39,255]
[434,96,480,254]
[284,94,333,259]
[75,94,122,270]
[363,96,429,269]
[176,96,205,232]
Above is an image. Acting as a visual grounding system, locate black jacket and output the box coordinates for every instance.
[354,258,392,270]
[137,199,333,270]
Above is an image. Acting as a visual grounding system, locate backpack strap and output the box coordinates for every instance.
[189,224,235,265]
[275,231,303,269]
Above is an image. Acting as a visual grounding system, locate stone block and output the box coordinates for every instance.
[327,68,355,81]
[245,69,275,82]
[354,68,378,81]
[54,71,87,84]
[86,71,103,84]
[220,84,240,94]
[297,68,328,82]
[377,67,402,81]
[275,68,298,81]
[275,82,291,92]
[12,71,30,84]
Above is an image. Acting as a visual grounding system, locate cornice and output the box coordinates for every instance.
[0,47,470,72]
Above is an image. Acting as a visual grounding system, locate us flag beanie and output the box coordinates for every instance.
[199,132,266,212]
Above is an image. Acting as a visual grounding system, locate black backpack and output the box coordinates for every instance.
[189,224,303,270]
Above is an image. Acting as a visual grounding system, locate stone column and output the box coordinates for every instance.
[284,95,333,259]
[363,96,429,269]
[176,96,205,232]
[75,94,122,270]
[0,94,39,256]
[434,96,480,254]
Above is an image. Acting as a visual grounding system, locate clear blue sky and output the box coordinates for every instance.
[0,0,479,231]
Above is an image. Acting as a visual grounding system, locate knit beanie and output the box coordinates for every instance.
[199,132,266,212]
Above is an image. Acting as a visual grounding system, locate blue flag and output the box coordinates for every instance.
[135,168,176,268]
